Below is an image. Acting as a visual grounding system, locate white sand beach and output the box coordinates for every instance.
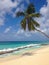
[0,46,49,65]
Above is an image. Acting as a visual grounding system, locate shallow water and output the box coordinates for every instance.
[0,41,49,57]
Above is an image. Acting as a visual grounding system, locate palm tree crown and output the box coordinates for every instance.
[16,3,40,30]
[16,3,49,38]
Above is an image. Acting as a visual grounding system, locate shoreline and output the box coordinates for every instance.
[0,45,49,65]
[0,44,42,55]
[0,43,48,55]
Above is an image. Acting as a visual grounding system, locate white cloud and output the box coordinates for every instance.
[0,0,17,9]
[16,29,31,37]
[40,5,48,16]
[26,0,30,4]
[4,26,11,33]
[17,29,24,34]
[16,29,37,38]
[35,0,49,35]
[0,0,49,41]
[0,18,4,25]
[0,0,17,26]
[40,0,49,18]
[0,0,30,26]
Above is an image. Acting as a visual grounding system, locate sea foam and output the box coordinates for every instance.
[0,44,40,55]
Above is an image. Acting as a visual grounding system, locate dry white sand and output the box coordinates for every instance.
[0,46,49,65]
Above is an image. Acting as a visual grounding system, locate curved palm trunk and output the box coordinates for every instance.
[35,28,49,38]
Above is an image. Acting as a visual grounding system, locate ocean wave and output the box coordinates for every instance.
[0,44,40,55]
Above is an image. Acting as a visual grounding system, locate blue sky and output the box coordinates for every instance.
[0,0,49,41]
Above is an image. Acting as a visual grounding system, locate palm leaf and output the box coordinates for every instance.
[32,19,40,27]
[26,3,35,14]
[21,18,26,30]
[16,12,25,17]
[29,13,41,17]
[31,20,36,30]
[27,18,31,31]
[27,18,36,31]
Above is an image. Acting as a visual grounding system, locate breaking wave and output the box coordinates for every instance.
[0,44,40,55]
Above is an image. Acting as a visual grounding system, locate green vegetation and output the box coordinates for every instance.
[16,3,49,38]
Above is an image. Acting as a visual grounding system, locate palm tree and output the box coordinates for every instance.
[16,3,49,38]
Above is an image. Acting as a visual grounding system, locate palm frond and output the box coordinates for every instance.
[28,18,31,31]
[26,3,35,14]
[32,19,40,27]
[27,18,36,31]
[29,13,41,17]
[21,18,26,30]
[16,12,25,17]
[31,20,36,30]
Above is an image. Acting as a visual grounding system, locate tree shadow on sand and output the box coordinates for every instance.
[21,52,34,56]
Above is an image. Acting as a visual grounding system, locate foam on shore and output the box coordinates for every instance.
[0,44,41,55]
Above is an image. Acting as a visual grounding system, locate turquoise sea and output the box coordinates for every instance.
[0,41,49,57]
